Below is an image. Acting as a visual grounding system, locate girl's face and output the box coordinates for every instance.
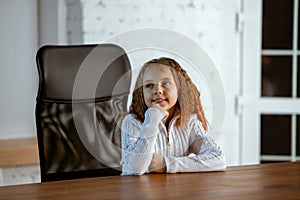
[142,64,178,112]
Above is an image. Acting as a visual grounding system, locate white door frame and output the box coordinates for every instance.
[240,0,262,164]
[241,0,300,164]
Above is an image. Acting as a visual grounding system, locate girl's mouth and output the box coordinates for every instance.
[153,98,165,103]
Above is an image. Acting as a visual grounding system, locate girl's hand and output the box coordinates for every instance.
[150,104,169,122]
[149,154,166,173]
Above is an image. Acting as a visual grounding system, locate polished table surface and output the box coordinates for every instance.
[0,162,299,200]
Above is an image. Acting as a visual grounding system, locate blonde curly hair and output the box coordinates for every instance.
[129,57,208,131]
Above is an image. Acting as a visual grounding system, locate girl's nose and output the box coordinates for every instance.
[153,84,162,95]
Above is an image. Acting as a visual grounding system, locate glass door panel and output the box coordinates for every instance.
[261,56,293,97]
[261,115,291,156]
[262,0,294,49]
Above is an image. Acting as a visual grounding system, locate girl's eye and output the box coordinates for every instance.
[162,81,171,86]
[145,83,154,88]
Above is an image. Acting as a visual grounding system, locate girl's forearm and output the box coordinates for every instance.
[121,135,157,175]
[121,108,165,175]
[164,150,226,173]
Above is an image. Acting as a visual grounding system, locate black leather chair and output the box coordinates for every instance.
[35,44,131,181]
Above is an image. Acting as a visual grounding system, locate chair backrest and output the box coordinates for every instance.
[35,44,131,181]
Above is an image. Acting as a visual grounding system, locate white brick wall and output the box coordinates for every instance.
[78,0,223,66]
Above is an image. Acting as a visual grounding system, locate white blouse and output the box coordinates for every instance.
[120,108,226,175]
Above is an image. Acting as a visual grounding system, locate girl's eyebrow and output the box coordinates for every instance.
[143,78,173,83]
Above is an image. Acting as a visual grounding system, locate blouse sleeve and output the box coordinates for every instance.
[164,119,226,173]
[120,108,165,175]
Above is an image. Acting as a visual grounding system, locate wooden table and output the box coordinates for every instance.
[0,162,299,200]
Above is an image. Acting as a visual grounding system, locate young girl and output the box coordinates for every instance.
[120,57,226,175]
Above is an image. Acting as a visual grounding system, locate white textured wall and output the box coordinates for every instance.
[80,0,223,66]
